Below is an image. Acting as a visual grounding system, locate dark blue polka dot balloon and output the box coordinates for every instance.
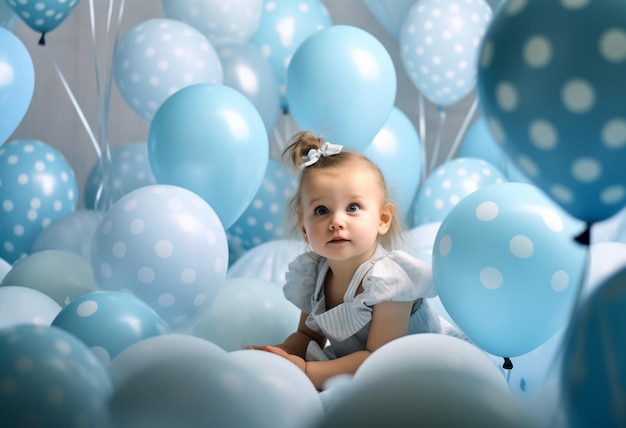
[477,0,626,223]
[0,139,78,263]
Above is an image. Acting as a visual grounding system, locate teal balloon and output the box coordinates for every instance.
[287,25,397,151]
[5,0,80,41]
[0,28,34,146]
[148,83,268,229]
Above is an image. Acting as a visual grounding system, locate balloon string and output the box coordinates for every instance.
[44,43,100,159]
[445,97,479,163]
[428,106,446,174]
[418,93,427,184]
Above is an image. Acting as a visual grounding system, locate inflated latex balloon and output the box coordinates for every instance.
[458,116,508,171]
[113,19,223,122]
[0,139,78,263]
[190,276,299,351]
[31,209,103,260]
[162,0,262,46]
[5,0,80,44]
[0,324,112,427]
[433,182,587,358]
[363,0,417,40]
[52,290,170,365]
[148,83,268,229]
[477,0,626,223]
[1,249,99,307]
[287,25,396,151]
[91,185,228,331]
[0,285,62,329]
[0,28,34,146]
[0,1,19,31]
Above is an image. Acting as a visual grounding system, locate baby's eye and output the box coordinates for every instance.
[346,203,360,213]
[314,206,329,215]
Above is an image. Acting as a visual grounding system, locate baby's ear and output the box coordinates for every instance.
[378,203,395,234]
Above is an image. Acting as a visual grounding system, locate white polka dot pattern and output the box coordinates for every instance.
[90,185,228,330]
[5,0,79,36]
[477,0,626,222]
[432,182,587,357]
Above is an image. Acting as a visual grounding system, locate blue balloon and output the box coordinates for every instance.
[249,0,332,110]
[364,106,423,222]
[432,182,587,357]
[400,0,493,106]
[227,158,296,259]
[91,184,228,331]
[148,83,269,229]
[477,0,626,223]
[0,324,112,427]
[561,266,626,428]
[0,28,34,146]
[458,116,508,171]
[113,18,223,122]
[31,209,103,259]
[412,157,507,226]
[363,0,417,40]
[0,285,62,329]
[287,25,397,151]
[0,139,78,264]
[162,0,263,46]
[52,290,170,365]
[218,42,281,135]
[84,142,157,210]
[5,0,79,42]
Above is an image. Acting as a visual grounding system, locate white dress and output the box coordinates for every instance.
[283,245,442,361]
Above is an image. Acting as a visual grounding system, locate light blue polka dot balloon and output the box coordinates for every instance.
[113,18,223,122]
[0,324,112,427]
[432,182,587,358]
[90,184,228,331]
[5,0,79,44]
[249,0,332,110]
[477,0,626,223]
[227,158,296,260]
[400,0,493,106]
[83,142,157,210]
[561,265,626,428]
[52,290,170,366]
[412,157,507,226]
[0,139,78,264]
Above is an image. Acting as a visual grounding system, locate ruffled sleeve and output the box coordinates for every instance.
[359,250,436,307]
[282,252,320,313]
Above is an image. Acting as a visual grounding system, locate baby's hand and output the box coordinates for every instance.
[263,346,306,373]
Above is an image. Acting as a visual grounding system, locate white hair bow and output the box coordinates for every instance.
[300,142,343,169]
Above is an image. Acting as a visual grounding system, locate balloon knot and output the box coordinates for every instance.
[503,357,513,370]
[38,32,46,46]
[574,222,592,246]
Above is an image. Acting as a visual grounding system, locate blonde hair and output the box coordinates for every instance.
[282,130,403,250]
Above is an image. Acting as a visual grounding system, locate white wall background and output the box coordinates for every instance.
[7,0,499,208]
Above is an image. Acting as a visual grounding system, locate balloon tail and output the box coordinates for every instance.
[503,357,513,370]
[44,43,100,159]
[38,32,46,46]
[445,97,479,163]
[427,106,446,175]
[574,222,592,246]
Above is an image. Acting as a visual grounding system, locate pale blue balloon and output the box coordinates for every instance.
[218,42,280,135]
[190,276,300,351]
[561,266,626,428]
[249,0,332,110]
[52,290,170,366]
[0,285,62,329]
[412,157,507,226]
[148,83,268,229]
[5,0,79,43]
[432,182,587,358]
[0,324,112,427]
[84,142,157,210]
[477,0,626,223]
[0,139,78,264]
[113,18,223,122]
[91,185,228,331]
[400,0,492,106]
[0,257,10,282]
[162,0,263,46]
[227,158,296,259]
[363,0,417,40]
[0,28,34,146]
[31,209,103,260]
[287,25,397,151]
[364,106,423,222]
[458,116,508,171]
